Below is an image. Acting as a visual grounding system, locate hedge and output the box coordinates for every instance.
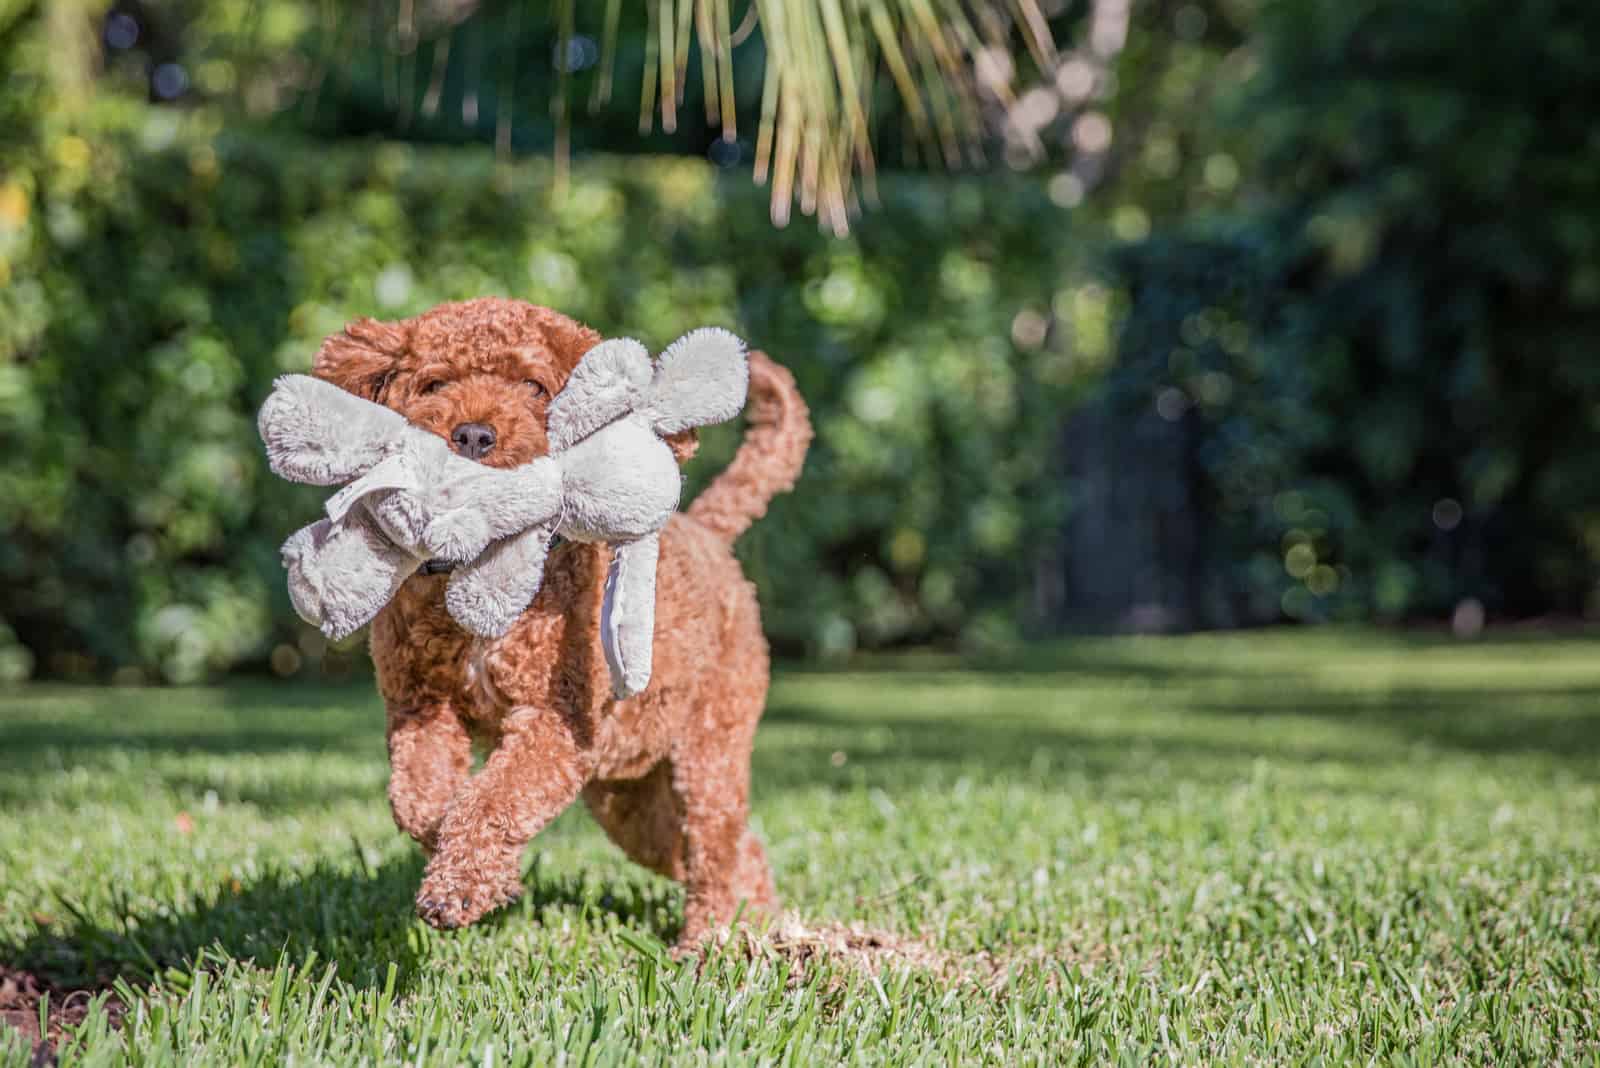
[0,105,1088,681]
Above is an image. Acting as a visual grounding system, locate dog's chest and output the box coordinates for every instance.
[459,641,514,723]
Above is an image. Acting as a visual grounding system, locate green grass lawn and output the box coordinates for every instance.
[2,630,1598,1064]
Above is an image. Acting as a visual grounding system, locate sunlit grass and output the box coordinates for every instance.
[2,629,1598,1063]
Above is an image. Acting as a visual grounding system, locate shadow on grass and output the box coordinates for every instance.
[761,676,1600,778]
[0,681,380,768]
[3,849,679,997]
[6,853,429,993]
[1184,686,1600,764]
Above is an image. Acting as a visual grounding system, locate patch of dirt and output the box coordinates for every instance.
[698,913,1089,994]
[0,966,124,1064]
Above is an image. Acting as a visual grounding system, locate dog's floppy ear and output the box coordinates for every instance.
[312,317,407,402]
[664,428,699,464]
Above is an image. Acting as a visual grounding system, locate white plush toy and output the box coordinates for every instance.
[258,328,749,698]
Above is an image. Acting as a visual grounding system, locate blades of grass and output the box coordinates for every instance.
[714,0,738,140]
[615,926,670,966]
[591,0,622,110]
[658,0,678,132]
[640,0,660,133]
[696,0,720,126]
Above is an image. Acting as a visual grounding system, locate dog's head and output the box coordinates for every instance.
[312,298,698,468]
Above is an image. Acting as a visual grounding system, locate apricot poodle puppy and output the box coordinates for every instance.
[310,298,811,944]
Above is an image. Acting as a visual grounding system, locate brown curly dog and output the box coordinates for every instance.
[310,298,811,944]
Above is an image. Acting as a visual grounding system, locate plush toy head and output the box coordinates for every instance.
[308,298,700,469]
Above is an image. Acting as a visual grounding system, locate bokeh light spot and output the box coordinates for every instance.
[1073,112,1113,154]
[104,12,139,50]
[152,63,189,101]
[1048,173,1085,208]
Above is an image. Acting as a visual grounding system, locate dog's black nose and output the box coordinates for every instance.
[450,422,496,459]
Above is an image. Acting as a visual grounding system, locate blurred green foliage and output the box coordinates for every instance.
[3,0,1599,681]
[0,97,1082,682]
[1106,0,1600,624]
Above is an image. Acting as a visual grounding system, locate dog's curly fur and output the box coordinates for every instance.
[311,298,811,943]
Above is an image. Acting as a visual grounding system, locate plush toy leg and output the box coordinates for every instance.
[601,532,661,699]
[444,525,554,638]
[281,509,423,640]
[423,457,561,564]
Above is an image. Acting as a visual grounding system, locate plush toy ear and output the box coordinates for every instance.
[312,317,407,402]
[645,328,749,435]
[547,337,653,451]
[258,374,409,485]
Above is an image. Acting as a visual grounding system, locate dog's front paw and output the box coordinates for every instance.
[415,851,522,930]
[423,509,494,563]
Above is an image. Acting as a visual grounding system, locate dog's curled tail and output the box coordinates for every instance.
[687,351,812,544]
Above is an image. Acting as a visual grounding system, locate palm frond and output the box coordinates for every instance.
[342,1,1074,232]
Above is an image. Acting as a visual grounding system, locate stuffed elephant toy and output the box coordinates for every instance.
[258,327,750,698]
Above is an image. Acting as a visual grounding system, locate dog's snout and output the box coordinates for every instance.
[451,422,497,459]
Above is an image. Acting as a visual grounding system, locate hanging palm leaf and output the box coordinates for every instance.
[75,0,1097,233]
[324,1,1074,232]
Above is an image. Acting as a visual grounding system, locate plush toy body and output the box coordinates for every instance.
[260,329,749,697]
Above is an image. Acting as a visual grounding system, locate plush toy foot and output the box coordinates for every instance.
[415,849,523,929]
[445,525,553,638]
[281,522,330,631]
[423,508,495,563]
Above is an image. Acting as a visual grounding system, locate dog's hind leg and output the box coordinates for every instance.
[671,722,777,947]
[582,761,688,880]
[416,705,594,929]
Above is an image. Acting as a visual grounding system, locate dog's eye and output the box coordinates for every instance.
[418,379,447,396]
[524,379,548,399]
